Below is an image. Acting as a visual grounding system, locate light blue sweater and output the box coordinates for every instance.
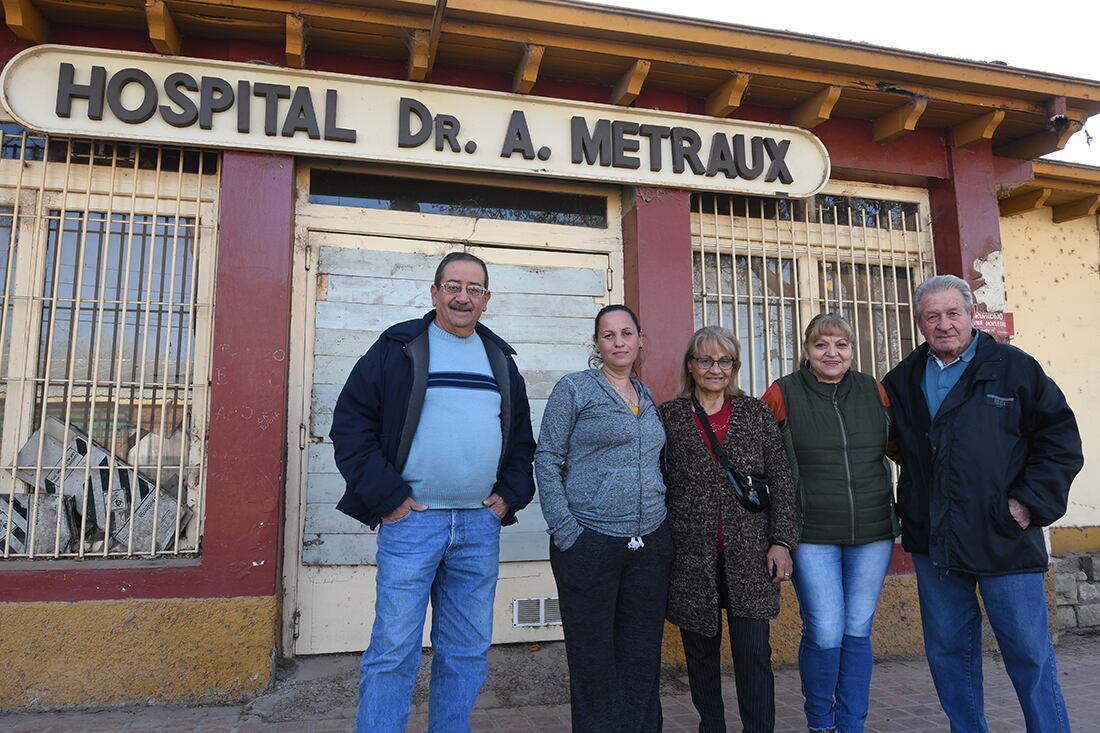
[402,323,503,507]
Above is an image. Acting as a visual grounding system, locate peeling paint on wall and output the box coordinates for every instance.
[972,249,1006,311]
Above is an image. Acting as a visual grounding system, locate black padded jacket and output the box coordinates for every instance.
[881,331,1082,575]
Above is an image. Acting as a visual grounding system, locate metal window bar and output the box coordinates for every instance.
[0,126,219,560]
[692,192,935,397]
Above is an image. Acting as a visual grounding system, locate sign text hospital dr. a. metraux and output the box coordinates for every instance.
[2,45,830,197]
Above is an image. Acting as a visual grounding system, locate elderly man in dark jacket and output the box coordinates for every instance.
[882,274,1082,733]
[330,252,535,733]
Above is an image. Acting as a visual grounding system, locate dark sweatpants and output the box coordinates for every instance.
[679,554,776,733]
[549,522,673,733]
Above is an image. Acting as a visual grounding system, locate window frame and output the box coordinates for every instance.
[0,125,220,560]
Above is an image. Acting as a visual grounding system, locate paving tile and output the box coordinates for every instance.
[6,633,1100,733]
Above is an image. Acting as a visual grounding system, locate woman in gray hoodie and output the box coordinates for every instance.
[536,304,672,733]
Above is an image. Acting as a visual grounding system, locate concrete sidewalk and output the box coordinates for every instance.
[4,630,1099,732]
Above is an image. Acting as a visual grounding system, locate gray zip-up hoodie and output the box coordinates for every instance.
[535,369,668,550]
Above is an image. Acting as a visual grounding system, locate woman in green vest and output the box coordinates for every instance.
[762,313,897,733]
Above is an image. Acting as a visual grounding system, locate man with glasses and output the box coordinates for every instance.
[331,251,536,733]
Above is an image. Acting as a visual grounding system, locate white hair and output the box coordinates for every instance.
[914,275,974,318]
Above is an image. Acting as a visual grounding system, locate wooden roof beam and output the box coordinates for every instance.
[103,0,1100,111]
[1052,194,1100,223]
[423,0,447,82]
[790,85,842,129]
[705,73,750,118]
[611,59,650,106]
[953,109,1005,148]
[145,0,180,55]
[873,96,928,143]
[2,0,47,44]
[512,43,544,94]
[999,188,1051,217]
[407,29,430,82]
[428,17,1070,117]
[994,120,1081,160]
[285,14,307,68]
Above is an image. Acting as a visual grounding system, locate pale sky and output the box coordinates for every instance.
[587,0,1100,166]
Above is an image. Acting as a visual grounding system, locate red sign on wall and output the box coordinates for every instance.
[974,311,1014,341]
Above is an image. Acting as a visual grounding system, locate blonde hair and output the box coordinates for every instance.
[801,313,854,364]
[677,326,746,399]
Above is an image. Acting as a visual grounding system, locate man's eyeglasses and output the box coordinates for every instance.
[693,356,736,371]
[438,281,489,299]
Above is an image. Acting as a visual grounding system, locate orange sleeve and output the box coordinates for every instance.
[761,382,787,423]
[877,380,900,464]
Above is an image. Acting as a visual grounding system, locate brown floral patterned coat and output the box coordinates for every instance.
[659,396,799,636]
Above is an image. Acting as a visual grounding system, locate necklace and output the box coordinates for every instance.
[601,368,638,407]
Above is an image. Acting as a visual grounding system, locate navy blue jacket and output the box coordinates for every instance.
[331,311,536,529]
[882,331,1082,574]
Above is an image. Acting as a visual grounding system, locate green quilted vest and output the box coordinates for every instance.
[777,364,898,545]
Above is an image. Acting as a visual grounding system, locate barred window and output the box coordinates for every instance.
[691,189,935,396]
[0,124,219,559]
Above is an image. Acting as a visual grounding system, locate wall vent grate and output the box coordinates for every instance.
[511,596,562,627]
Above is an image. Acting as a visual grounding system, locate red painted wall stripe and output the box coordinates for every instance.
[622,188,696,404]
[0,151,295,602]
[929,139,1003,287]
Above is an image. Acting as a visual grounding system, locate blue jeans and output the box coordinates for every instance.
[356,508,502,733]
[792,539,893,733]
[912,554,1070,733]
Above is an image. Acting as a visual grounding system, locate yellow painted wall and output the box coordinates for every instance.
[662,575,926,666]
[1000,209,1100,532]
[0,595,278,709]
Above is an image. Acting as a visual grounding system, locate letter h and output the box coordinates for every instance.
[56,63,107,120]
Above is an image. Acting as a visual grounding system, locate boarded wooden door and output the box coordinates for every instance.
[290,232,610,654]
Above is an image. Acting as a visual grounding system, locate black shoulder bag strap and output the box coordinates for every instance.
[690,395,770,513]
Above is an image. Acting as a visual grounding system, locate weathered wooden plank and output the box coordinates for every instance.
[310,443,339,474]
[512,343,591,371]
[318,301,592,346]
[319,245,605,296]
[312,383,346,410]
[484,263,605,296]
[529,399,547,439]
[499,530,551,562]
[315,301,425,333]
[314,354,360,387]
[303,532,378,565]
[476,313,594,345]
[480,292,601,318]
[325,274,601,319]
[305,502,368,534]
[315,328,381,357]
[323,275,427,306]
[515,370,571,400]
[318,246,439,280]
[316,334,589,372]
[312,410,334,440]
[305,471,347,503]
[311,410,336,439]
